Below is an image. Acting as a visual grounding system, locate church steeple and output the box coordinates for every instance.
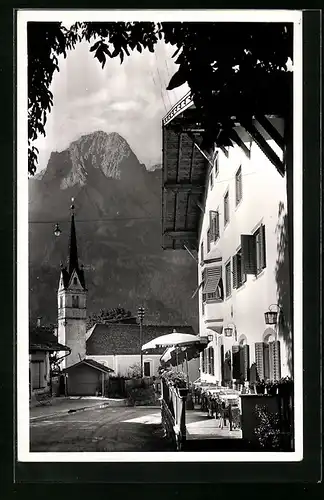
[57,197,87,368]
[67,199,79,275]
[60,198,86,290]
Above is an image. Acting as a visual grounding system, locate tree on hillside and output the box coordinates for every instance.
[27,21,292,175]
[86,307,133,329]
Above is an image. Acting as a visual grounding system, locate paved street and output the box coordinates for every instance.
[30,406,174,452]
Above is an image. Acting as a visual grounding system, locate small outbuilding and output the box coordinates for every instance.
[63,358,114,396]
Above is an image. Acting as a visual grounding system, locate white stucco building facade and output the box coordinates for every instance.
[198,124,291,385]
[162,94,292,387]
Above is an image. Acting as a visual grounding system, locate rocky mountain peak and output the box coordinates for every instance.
[41,131,145,190]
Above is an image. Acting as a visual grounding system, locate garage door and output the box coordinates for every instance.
[67,379,98,396]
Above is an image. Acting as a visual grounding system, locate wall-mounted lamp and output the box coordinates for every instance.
[264,304,282,325]
[207,334,213,342]
[54,223,62,237]
[224,323,237,341]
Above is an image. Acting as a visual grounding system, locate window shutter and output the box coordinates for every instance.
[203,266,222,294]
[208,347,213,375]
[232,255,238,289]
[240,344,250,381]
[202,349,206,373]
[224,350,231,382]
[269,340,281,381]
[241,234,257,274]
[263,343,270,380]
[260,224,267,269]
[220,344,225,384]
[255,342,265,380]
[232,344,241,380]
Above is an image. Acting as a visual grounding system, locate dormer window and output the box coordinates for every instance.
[73,277,78,285]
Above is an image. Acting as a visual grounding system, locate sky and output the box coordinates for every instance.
[35,38,189,172]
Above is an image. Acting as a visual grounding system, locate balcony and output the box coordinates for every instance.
[203,300,224,333]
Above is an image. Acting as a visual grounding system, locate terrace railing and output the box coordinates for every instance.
[162,91,193,127]
[160,377,188,450]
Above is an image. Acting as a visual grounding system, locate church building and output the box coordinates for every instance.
[56,200,199,388]
[57,199,87,368]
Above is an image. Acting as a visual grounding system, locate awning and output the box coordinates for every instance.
[202,267,222,294]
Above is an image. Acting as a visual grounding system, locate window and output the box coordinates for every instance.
[241,224,266,276]
[59,296,63,309]
[225,261,232,297]
[72,295,79,308]
[73,277,78,285]
[235,166,242,205]
[202,267,224,303]
[144,361,151,377]
[224,190,229,226]
[210,170,214,190]
[209,210,220,242]
[232,249,247,289]
[208,347,215,375]
[200,241,204,264]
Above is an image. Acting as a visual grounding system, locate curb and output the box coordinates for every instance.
[30,402,111,422]
[133,406,161,409]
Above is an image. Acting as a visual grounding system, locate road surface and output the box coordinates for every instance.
[30,406,174,452]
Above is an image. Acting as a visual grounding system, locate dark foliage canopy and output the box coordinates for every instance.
[86,307,133,329]
[28,21,293,175]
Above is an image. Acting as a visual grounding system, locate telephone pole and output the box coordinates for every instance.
[138,306,145,377]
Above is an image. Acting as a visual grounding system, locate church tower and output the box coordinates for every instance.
[57,199,87,368]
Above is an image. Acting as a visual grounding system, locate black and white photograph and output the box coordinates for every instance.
[17,9,304,462]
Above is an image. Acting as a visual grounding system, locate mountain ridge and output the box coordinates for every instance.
[29,131,198,330]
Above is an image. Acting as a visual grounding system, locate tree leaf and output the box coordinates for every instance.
[166,67,188,90]
[90,40,101,52]
[172,46,182,59]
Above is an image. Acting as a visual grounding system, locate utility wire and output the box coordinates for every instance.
[29,216,160,224]
[29,172,259,225]
[153,52,169,113]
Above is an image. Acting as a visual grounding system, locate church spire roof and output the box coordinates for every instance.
[61,198,86,290]
[67,199,79,275]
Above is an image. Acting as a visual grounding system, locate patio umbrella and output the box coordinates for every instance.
[142,330,206,385]
[141,330,200,351]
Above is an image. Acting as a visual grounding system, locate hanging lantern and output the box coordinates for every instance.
[264,310,278,325]
[224,327,233,337]
[264,304,281,325]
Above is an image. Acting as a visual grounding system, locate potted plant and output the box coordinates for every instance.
[162,368,188,396]
[277,376,293,397]
[266,380,279,396]
[255,380,266,394]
